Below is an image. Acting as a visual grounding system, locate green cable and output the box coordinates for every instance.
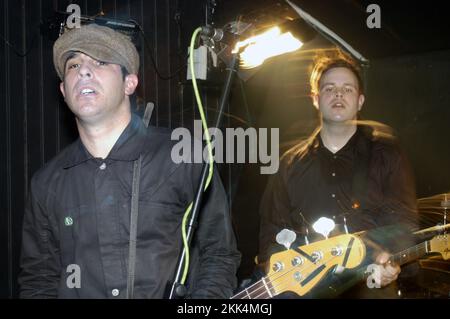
[180,27,215,284]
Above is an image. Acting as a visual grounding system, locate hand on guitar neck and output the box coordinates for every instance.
[369,223,450,288]
[374,252,401,287]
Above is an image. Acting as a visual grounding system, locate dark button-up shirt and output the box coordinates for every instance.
[19,114,240,298]
[259,126,418,262]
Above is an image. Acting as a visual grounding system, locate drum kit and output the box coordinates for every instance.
[417,192,449,230]
[404,192,450,298]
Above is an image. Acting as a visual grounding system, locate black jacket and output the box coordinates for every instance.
[19,114,241,298]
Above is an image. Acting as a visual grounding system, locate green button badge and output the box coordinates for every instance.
[64,216,73,226]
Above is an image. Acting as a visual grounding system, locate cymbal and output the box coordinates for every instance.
[418,193,450,208]
[414,223,450,235]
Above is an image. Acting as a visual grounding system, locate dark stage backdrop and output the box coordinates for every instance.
[2,0,449,298]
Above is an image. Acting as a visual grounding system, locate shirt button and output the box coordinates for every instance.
[111,289,119,297]
[332,172,336,177]
[99,162,107,170]
[333,155,337,159]
[331,193,336,198]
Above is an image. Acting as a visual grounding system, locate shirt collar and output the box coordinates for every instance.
[63,113,147,168]
[313,126,363,154]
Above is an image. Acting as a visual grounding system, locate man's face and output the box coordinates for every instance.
[60,52,137,124]
[313,67,365,124]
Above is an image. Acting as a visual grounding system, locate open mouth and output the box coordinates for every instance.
[79,87,97,97]
[332,102,345,109]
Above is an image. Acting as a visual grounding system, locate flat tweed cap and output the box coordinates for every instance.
[53,24,139,80]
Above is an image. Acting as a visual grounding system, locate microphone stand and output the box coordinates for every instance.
[168,51,240,299]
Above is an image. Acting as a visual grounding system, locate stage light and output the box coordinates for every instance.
[41,11,139,42]
[228,17,316,70]
[286,0,369,65]
[233,25,303,69]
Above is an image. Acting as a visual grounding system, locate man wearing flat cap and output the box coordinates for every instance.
[19,24,240,299]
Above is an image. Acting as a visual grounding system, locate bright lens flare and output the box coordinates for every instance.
[233,26,303,69]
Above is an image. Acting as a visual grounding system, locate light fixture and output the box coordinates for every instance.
[41,11,140,42]
[233,25,303,69]
[286,0,369,65]
[232,18,315,69]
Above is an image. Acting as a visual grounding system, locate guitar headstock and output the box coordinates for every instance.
[266,234,366,297]
[429,234,449,260]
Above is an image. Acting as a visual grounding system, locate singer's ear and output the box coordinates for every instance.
[60,82,66,98]
[124,74,138,96]
[358,93,365,111]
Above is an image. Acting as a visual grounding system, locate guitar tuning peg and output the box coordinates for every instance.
[276,229,296,250]
[312,217,335,239]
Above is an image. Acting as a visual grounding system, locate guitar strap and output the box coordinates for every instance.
[127,155,142,299]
